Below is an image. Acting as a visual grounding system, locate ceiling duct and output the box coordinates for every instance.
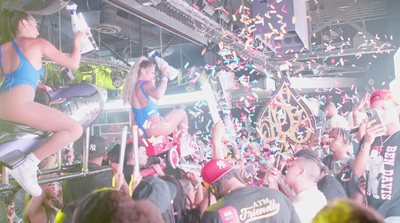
[95,4,121,34]
[23,0,71,15]
[104,0,208,46]
[83,9,159,40]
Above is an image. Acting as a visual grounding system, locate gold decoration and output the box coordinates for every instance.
[257,76,316,151]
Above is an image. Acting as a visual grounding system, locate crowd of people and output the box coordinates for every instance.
[0,8,399,223]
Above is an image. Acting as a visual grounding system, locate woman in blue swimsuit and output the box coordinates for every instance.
[0,10,87,197]
[121,56,189,140]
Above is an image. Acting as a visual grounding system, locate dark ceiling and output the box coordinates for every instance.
[2,0,400,103]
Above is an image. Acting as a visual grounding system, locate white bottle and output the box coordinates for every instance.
[149,50,178,80]
[66,3,99,54]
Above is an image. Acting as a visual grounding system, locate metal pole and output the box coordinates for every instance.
[0,167,113,192]
[83,128,90,173]
[119,126,128,173]
[57,149,62,172]
[1,167,8,185]
[132,126,139,177]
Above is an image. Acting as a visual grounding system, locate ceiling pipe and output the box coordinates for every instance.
[82,6,161,40]
[23,0,71,15]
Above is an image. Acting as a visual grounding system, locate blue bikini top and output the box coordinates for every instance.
[0,40,44,94]
[131,80,160,120]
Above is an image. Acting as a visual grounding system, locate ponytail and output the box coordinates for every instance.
[0,9,33,44]
[0,9,12,44]
[121,56,154,105]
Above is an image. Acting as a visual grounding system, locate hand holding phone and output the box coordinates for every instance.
[366,108,385,124]
[366,108,386,133]
[366,108,382,124]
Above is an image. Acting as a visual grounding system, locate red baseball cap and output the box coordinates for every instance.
[201,159,233,184]
[370,89,397,105]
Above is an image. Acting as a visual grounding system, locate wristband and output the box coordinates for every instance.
[360,147,369,152]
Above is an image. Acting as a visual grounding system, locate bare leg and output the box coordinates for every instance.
[1,101,83,160]
[146,109,188,138]
[164,109,189,138]
[0,88,82,197]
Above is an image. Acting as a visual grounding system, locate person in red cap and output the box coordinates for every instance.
[200,158,301,223]
[353,89,400,222]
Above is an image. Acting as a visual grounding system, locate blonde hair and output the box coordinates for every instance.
[121,56,153,105]
[313,199,384,223]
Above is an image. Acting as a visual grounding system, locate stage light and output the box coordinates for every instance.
[322,27,332,42]
[112,75,124,89]
[61,67,75,82]
[329,25,343,39]
[322,25,343,42]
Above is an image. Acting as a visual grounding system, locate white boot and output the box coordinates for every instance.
[8,153,42,197]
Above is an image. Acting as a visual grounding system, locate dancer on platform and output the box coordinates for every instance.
[121,56,189,142]
[0,9,86,196]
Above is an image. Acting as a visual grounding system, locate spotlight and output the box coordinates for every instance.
[322,25,343,42]
[112,75,124,89]
[322,27,332,42]
[329,25,343,39]
[61,67,75,82]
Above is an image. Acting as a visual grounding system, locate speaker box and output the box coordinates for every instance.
[253,0,309,53]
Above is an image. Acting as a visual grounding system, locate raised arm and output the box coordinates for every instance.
[352,120,385,177]
[352,94,369,138]
[26,188,47,223]
[27,154,57,223]
[39,30,86,70]
[212,120,226,159]
[144,64,168,100]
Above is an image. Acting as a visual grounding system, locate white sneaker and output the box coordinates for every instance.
[8,157,42,197]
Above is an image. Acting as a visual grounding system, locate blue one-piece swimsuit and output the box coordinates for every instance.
[131,81,160,138]
[0,40,44,94]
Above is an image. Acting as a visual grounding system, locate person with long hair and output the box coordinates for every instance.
[23,183,60,223]
[121,56,189,141]
[0,9,86,197]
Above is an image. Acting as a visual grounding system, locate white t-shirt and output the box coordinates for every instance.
[290,186,327,223]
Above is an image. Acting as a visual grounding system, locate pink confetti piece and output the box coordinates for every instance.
[281,4,287,13]
[192,3,200,10]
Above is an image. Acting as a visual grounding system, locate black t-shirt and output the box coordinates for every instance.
[124,164,134,184]
[362,131,400,218]
[323,154,362,198]
[62,163,113,207]
[201,186,301,223]
[317,175,347,201]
